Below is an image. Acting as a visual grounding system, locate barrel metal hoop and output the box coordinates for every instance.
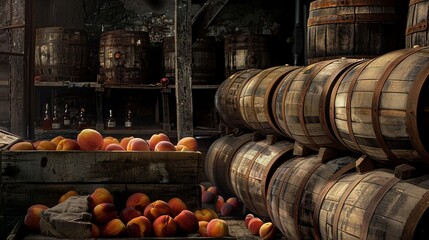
[406,22,428,36]
[310,0,400,10]
[402,191,429,240]
[308,14,399,26]
[307,55,375,65]
[409,0,427,6]
[360,176,401,239]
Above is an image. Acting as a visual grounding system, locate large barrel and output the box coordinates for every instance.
[406,0,429,48]
[215,69,262,130]
[224,34,273,77]
[99,30,150,84]
[275,58,364,151]
[307,0,405,64]
[204,133,254,197]
[34,27,88,82]
[316,169,429,240]
[163,36,218,84]
[229,137,294,217]
[239,65,300,136]
[266,155,357,239]
[330,47,429,166]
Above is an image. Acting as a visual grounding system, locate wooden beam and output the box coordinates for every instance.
[175,0,193,139]
[192,0,229,42]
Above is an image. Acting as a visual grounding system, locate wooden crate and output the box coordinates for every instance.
[1,151,202,239]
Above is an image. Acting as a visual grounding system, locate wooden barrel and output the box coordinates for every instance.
[330,47,429,166]
[204,133,254,197]
[224,34,273,77]
[266,155,357,239]
[406,0,429,48]
[215,69,262,130]
[277,58,364,151]
[239,65,301,136]
[34,27,88,82]
[163,36,217,84]
[229,136,294,217]
[307,0,405,64]
[99,30,150,85]
[316,169,429,240]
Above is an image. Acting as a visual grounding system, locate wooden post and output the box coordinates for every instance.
[175,0,193,139]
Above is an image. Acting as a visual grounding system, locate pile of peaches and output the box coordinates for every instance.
[24,187,230,238]
[8,128,197,152]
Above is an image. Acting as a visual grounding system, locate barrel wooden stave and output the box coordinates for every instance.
[406,0,429,48]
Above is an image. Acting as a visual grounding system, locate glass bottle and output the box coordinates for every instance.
[62,104,71,129]
[124,109,133,129]
[42,103,52,130]
[106,109,116,129]
[77,108,87,130]
[51,105,61,129]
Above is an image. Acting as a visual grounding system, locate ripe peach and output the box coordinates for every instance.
[126,192,151,212]
[36,140,57,150]
[168,197,188,216]
[58,190,79,204]
[226,197,242,211]
[174,210,199,235]
[194,208,218,222]
[77,128,104,150]
[101,218,126,237]
[259,222,278,240]
[154,140,176,151]
[207,186,219,196]
[215,195,225,213]
[149,133,171,151]
[92,202,117,224]
[127,137,150,151]
[248,217,264,235]
[175,144,189,151]
[244,213,254,228]
[206,218,229,237]
[198,220,209,237]
[24,204,49,232]
[152,215,177,237]
[101,136,120,150]
[50,135,65,146]
[33,140,41,149]
[200,184,206,196]
[177,136,197,151]
[91,223,100,238]
[119,206,142,224]
[56,139,80,150]
[126,216,152,237]
[88,187,114,210]
[10,141,35,150]
[105,143,125,151]
[119,136,134,149]
[220,202,235,216]
[202,191,216,204]
[143,200,174,222]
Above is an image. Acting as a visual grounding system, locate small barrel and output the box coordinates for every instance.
[204,133,254,197]
[224,34,273,77]
[330,47,429,166]
[316,169,429,240]
[215,69,262,130]
[239,65,301,136]
[34,27,88,82]
[406,0,429,48]
[99,30,150,85]
[229,136,294,217]
[163,36,218,84]
[266,155,357,240]
[307,0,405,64]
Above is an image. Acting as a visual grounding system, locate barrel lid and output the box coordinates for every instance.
[0,129,22,150]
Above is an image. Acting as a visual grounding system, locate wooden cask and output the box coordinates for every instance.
[266,155,357,239]
[307,0,405,64]
[330,47,429,166]
[239,65,300,136]
[406,0,429,48]
[229,136,294,217]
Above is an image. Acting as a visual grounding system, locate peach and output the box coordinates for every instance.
[126,216,152,237]
[92,202,118,224]
[126,192,151,212]
[207,186,219,196]
[91,223,100,238]
[206,218,229,237]
[244,213,254,228]
[36,140,57,150]
[33,140,41,149]
[226,197,242,211]
[101,218,126,237]
[154,140,176,151]
[58,190,79,204]
[88,187,114,210]
[259,221,278,240]
[168,197,188,216]
[77,128,104,150]
[177,136,197,151]
[119,206,142,224]
[248,217,264,235]
[149,133,171,151]
[10,141,35,150]
[50,135,65,146]
[194,208,218,222]
[215,195,225,213]
[143,200,174,222]
[101,136,119,150]
[104,143,125,151]
[127,137,150,151]
[198,220,209,237]
[24,204,49,232]
[200,184,206,196]
[56,139,80,150]
[152,215,177,237]
[119,136,134,149]
[174,210,199,235]
[202,190,216,204]
[220,202,235,216]
[175,144,190,151]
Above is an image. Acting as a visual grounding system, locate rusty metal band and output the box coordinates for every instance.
[308,14,398,26]
[406,56,429,161]
[406,22,428,36]
[371,47,425,162]
[332,172,369,240]
[298,60,334,149]
[312,160,357,240]
[409,0,428,6]
[310,0,400,10]
[402,191,429,240]
[360,175,401,239]
[307,55,375,65]
[293,160,325,239]
[280,69,302,139]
